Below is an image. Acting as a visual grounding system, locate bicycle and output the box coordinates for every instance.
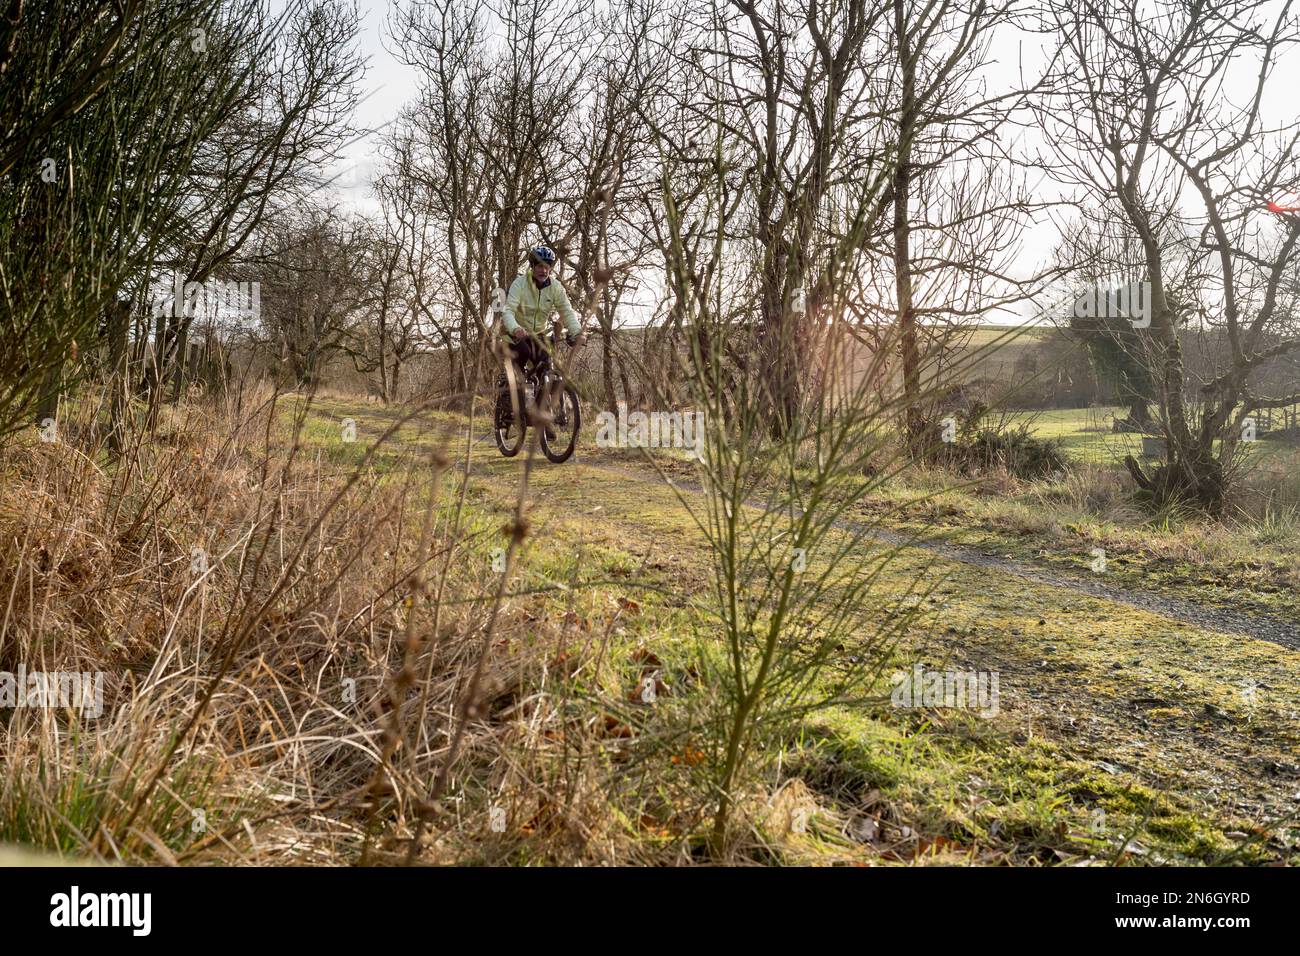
[493,327,585,463]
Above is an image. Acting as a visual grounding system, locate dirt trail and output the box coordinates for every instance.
[546,452,1300,840]
[447,423,1300,856]
[866,527,1300,650]
[574,457,1300,651]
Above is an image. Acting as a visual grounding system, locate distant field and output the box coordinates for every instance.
[1010,406,1300,472]
[952,324,1055,382]
[963,324,1053,346]
[1005,406,1138,465]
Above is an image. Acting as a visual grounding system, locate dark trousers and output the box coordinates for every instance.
[500,334,555,391]
[508,333,552,376]
[496,334,553,417]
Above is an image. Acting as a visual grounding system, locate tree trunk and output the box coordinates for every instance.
[170,321,189,403]
[34,365,61,430]
[893,8,922,443]
[894,159,922,442]
[602,320,617,412]
[107,299,131,455]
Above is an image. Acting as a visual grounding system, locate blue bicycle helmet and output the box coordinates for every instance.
[527,245,557,267]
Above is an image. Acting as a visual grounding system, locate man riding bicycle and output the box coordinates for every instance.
[497,245,587,439]
[501,245,587,371]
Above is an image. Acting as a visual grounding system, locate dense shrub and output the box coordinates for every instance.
[926,404,1068,480]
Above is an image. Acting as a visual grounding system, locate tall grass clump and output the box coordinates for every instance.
[0,380,505,863]
[648,118,989,856]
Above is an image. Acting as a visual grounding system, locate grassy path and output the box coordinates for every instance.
[583,460,1300,650]
[318,399,1300,863]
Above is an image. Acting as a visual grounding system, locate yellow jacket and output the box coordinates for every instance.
[502,273,581,337]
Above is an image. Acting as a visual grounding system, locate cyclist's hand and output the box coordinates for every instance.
[568,331,588,348]
[511,327,527,342]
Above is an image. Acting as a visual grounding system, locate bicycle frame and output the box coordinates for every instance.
[500,323,582,427]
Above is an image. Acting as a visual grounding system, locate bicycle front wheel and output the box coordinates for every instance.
[540,382,581,464]
[493,376,525,457]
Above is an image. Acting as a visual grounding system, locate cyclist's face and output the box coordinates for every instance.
[531,261,552,283]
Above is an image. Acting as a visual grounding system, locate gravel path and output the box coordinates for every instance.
[576,457,1300,652]
[864,524,1300,651]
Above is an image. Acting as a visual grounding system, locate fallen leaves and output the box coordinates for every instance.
[602,714,634,738]
[670,746,705,767]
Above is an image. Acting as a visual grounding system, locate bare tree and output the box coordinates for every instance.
[350,165,438,403]
[868,0,1050,441]
[252,205,369,389]
[1040,0,1300,511]
[630,0,914,432]
[141,0,365,406]
[390,0,597,396]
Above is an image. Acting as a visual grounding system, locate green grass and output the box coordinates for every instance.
[1005,405,1300,470]
[283,396,1300,864]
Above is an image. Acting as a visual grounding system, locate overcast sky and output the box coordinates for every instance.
[328,1,420,211]
[322,0,1300,326]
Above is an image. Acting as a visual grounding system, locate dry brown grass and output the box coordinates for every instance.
[0,385,697,865]
[18,382,1283,867]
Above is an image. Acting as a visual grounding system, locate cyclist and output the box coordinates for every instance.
[501,245,587,367]
[497,245,586,435]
